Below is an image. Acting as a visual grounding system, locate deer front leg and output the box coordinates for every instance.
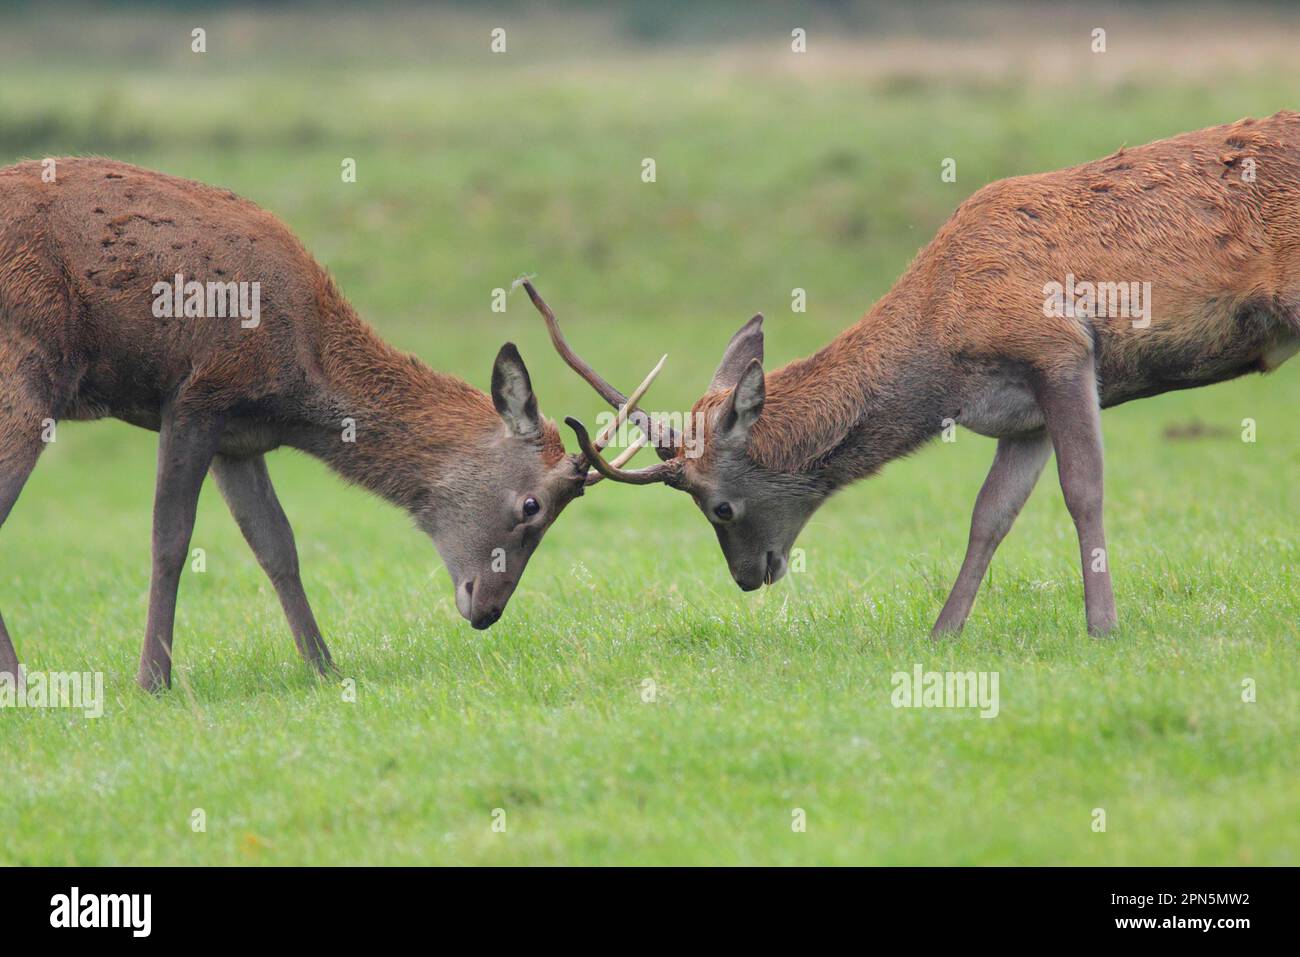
[1036,363,1118,635]
[210,453,334,675]
[0,432,46,686]
[136,412,223,692]
[932,430,1053,636]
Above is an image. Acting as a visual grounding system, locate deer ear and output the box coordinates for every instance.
[718,357,765,442]
[491,343,541,437]
[709,314,764,392]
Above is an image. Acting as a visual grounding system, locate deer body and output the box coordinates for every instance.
[751,112,1300,458]
[0,158,589,690]
[556,113,1300,635]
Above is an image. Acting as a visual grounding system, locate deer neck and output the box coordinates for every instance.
[756,288,949,491]
[287,299,499,515]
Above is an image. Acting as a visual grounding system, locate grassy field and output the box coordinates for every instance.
[1,5,1297,865]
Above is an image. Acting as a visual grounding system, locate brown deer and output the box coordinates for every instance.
[0,158,661,691]
[541,112,1300,636]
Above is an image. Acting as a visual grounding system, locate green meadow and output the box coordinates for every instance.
[1,5,1296,864]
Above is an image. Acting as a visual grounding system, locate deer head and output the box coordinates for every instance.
[437,329,669,627]
[527,283,828,592]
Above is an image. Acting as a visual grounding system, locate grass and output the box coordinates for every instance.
[1,5,1297,865]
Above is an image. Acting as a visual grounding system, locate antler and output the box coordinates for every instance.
[592,353,665,449]
[579,354,666,485]
[520,278,680,460]
[568,417,682,486]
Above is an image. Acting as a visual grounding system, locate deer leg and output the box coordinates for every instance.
[0,431,46,686]
[210,453,334,675]
[932,430,1053,636]
[1036,363,1118,635]
[136,411,224,692]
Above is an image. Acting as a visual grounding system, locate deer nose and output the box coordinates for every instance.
[732,565,764,591]
[462,579,503,629]
[471,606,502,630]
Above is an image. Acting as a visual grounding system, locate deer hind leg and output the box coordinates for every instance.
[210,453,334,676]
[136,409,224,692]
[1035,362,1118,636]
[932,430,1053,636]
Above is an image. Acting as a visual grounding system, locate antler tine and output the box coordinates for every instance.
[584,432,648,485]
[577,349,662,482]
[607,432,649,467]
[520,279,625,409]
[520,278,680,459]
[568,417,680,486]
[592,354,666,452]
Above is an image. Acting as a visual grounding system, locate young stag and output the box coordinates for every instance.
[545,112,1300,636]
[0,159,662,690]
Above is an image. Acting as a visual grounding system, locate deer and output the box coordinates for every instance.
[0,158,664,691]
[535,111,1300,637]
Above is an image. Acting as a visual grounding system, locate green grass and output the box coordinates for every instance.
[1,7,1297,865]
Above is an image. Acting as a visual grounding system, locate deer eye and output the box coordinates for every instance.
[522,496,541,517]
[713,502,734,522]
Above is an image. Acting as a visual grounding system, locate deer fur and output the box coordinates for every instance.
[573,112,1300,635]
[0,157,585,691]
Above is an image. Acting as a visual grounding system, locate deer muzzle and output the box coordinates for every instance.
[456,576,510,630]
